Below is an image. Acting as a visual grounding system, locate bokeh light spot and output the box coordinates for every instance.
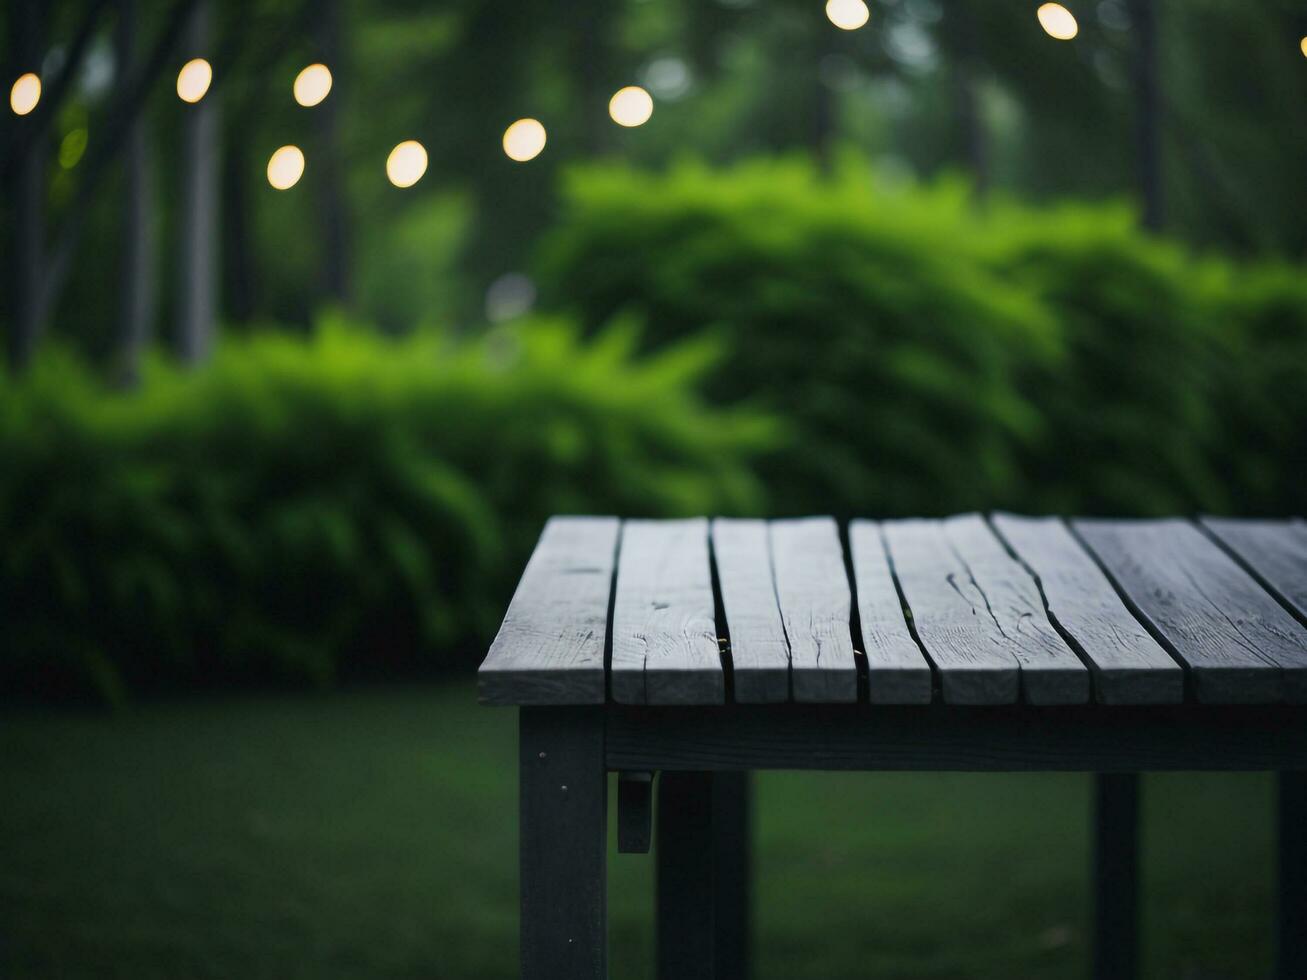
[267,145,305,190]
[608,86,654,127]
[386,140,428,187]
[1037,3,1079,40]
[502,118,547,162]
[176,58,213,103]
[58,127,88,169]
[10,72,40,115]
[293,63,333,107]
[825,0,870,31]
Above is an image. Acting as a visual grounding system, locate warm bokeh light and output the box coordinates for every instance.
[386,140,428,187]
[1037,3,1079,40]
[502,118,547,162]
[825,0,870,31]
[608,86,654,127]
[9,72,41,115]
[176,58,213,103]
[266,145,305,190]
[1300,36,1307,58]
[293,63,332,107]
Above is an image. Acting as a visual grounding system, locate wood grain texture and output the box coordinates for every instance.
[710,519,790,703]
[479,517,619,705]
[1202,517,1307,624]
[1075,518,1307,703]
[943,514,1088,704]
[881,518,1019,704]
[847,520,932,703]
[992,513,1182,705]
[611,519,724,705]
[605,704,1307,772]
[769,518,858,702]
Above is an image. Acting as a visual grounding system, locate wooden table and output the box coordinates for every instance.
[478,514,1307,980]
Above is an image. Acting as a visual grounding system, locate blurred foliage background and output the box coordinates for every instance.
[1,0,1306,697]
[3,4,1307,979]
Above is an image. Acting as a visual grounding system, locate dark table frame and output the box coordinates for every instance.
[518,703,1307,980]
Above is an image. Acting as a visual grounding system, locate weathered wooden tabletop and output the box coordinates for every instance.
[478,514,1307,708]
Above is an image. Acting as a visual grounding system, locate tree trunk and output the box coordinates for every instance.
[177,0,219,365]
[9,0,45,373]
[1127,0,1162,231]
[118,0,155,385]
[315,0,350,305]
[950,0,989,201]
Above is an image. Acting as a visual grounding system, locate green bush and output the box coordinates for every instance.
[0,315,776,701]
[537,158,1307,517]
[982,205,1229,515]
[537,158,1060,516]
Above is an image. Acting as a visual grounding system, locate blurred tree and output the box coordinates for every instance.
[177,0,217,364]
[117,0,155,384]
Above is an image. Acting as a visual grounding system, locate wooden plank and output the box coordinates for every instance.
[605,703,1307,773]
[1074,518,1307,703]
[520,708,607,980]
[881,518,1018,704]
[848,520,933,703]
[611,518,724,705]
[479,517,618,706]
[943,514,1088,704]
[769,517,858,702]
[992,514,1182,705]
[1202,517,1307,624]
[710,518,790,703]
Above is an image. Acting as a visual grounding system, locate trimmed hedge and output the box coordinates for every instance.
[538,158,1307,517]
[0,315,776,701]
[538,159,1058,515]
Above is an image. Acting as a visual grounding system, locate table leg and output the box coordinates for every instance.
[658,771,716,980]
[1092,772,1139,980]
[1279,771,1307,980]
[520,707,607,980]
[713,771,751,980]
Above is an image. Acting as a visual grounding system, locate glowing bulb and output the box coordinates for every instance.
[1300,36,1307,59]
[176,58,213,103]
[266,145,305,190]
[1037,3,1079,40]
[608,86,654,127]
[293,63,332,107]
[502,118,546,162]
[9,72,40,115]
[386,140,428,187]
[825,0,870,31]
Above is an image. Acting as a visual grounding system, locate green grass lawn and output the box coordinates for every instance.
[0,682,1275,979]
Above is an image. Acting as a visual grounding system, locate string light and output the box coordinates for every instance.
[609,86,654,127]
[502,118,547,162]
[9,72,40,115]
[267,145,305,189]
[825,0,870,31]
[176,58,213,103]
[293,63,332,107]
[386,140,428,187]
[1036,3,1079,40]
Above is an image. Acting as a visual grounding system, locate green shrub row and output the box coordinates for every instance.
[537,157,1307,517]
[0,316,775,701]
